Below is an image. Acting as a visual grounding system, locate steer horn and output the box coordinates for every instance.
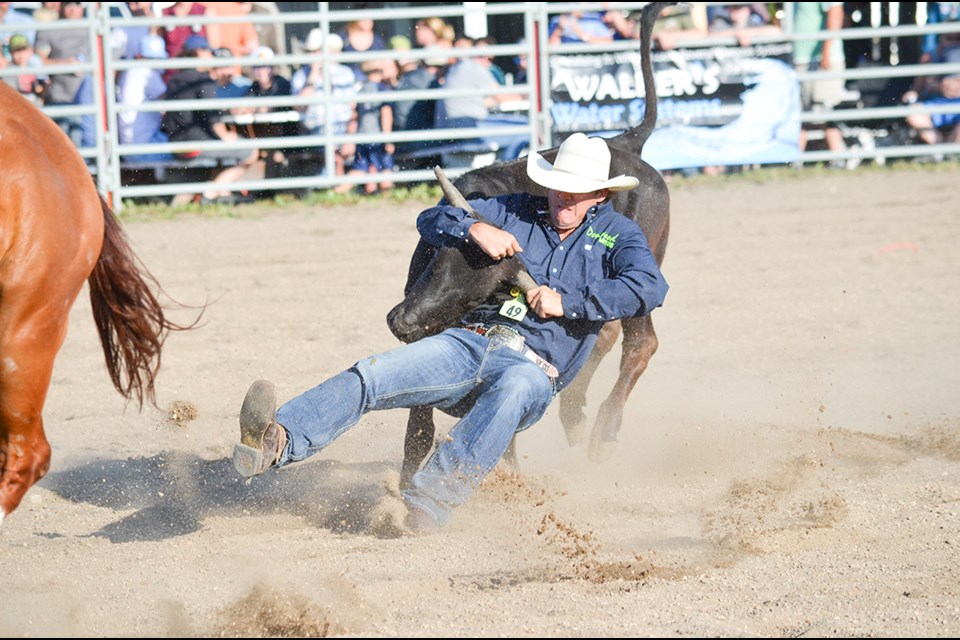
[433,166,538,292]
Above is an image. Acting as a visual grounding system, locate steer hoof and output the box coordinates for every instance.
[562,419,587,447]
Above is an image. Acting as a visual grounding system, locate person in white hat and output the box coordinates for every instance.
[230,133,668,534]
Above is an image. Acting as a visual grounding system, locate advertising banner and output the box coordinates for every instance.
[549,42,801,169]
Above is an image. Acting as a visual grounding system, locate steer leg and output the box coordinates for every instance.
[559,320,622,447]
[501,435,519,469]
[588,314,659,464]
[400,406,436,490]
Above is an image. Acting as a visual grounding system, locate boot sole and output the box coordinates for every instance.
[233,379,277,478]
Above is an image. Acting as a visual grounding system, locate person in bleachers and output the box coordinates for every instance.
[211,46,253,99]
[160,35,259,204]
[203,1,260,60]
[33,1,94,149]
[473,36,508,85]
[414,16,454,51]
[0,2,36,51]
[707,3,782,46]
[116,33,173,163]
[32,1,61,23]
[902,27,960,145]
[159,1,208,69]
[651,3,709,50]
[391,50,448,168]
[435,38,524,131]
[1,33,46,105]
[343,59,394,195]
[111,1,157,61]
[791,2,848,165]
[547,10,616,45]
[290,29,358,182]
[245,45,299,178]
[339,18,386,80]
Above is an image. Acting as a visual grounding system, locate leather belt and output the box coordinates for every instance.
[461,323,559,379]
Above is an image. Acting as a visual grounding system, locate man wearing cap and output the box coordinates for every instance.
[0,2,36,53]
[1,33,46,105]
[161,34,258,203]
[231,132,668,533]
[211,45,252,100]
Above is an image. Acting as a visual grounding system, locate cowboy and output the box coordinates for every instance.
[232,132,669,533]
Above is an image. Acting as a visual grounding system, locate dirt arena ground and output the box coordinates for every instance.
[1,165,958,637]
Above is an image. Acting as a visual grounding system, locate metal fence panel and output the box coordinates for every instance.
[3,2,958,210]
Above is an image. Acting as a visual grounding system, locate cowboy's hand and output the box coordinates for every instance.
[526,285,563,318]
[469,222,523,260]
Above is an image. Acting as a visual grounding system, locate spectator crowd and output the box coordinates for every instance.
[2,2,959,202]
[1,2,538,202]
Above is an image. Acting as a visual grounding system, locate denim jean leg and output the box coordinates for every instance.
[275,330,486,466]
[403,348,555,527]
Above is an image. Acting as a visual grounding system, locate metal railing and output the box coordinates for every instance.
[2,2,958,210]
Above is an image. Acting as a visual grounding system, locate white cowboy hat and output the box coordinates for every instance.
[526,132,639,193]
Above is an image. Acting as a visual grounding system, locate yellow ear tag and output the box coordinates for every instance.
[499,289,528,321]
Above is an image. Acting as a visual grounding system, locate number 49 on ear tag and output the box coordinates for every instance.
[499,288,528,321]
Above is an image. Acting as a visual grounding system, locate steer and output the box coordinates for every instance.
[388,1,675,488]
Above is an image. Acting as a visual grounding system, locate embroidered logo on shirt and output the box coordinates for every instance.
[586,226,618,249]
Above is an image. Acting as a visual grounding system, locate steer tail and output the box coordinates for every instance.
[88,195,201,409]
[617,1,676,154]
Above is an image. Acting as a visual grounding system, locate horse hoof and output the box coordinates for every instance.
[562,420,587,447]
[588,421,618,463]
[588,438,617,464]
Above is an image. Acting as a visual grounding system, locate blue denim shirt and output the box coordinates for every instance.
[416,192,668,389]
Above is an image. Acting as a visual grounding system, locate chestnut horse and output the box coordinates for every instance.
[0,82,192,524]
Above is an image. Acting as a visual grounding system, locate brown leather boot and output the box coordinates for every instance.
[233,379,287,478]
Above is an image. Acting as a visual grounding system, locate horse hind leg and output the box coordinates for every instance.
[0,304,73,521]
[0,409,51,523]
[559,320,622,447]
[588,314,659,464]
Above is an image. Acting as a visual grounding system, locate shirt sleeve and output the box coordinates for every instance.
[415,194,517,246]
[562,226,669,321]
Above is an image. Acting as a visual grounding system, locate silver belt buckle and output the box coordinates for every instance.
[487,325,558,379]
[487,324,525,352]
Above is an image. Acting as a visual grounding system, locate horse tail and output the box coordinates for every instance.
[614,1,676,154]
[88,195,198,409]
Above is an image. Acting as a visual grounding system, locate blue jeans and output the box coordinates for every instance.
[274,327,556,527]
